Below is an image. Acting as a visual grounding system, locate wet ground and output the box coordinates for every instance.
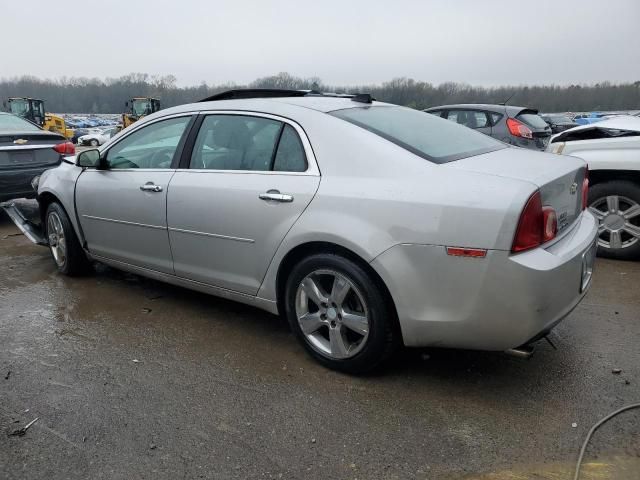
[1,202,639,480]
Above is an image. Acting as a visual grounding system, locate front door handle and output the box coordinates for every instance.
[259,190,293,203]
[140,182,163,193]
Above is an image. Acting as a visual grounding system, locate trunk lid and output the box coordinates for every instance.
[447,147,587,235]
[0,131,65,169]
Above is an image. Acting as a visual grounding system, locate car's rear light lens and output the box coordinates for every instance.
[512,191,559,253]
[542,206,558,242]
[53,141,75,155]
[506,118,533,139]
[581,167,589,211]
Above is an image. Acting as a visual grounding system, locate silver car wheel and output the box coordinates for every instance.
[589,195,640,251]
[47,211,67,267]
[295,269,370,360]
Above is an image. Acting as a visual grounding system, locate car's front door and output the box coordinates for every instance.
[76,114,193,274]
[167,113,320,295]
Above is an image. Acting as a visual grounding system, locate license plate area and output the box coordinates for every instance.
[580,240,597,292]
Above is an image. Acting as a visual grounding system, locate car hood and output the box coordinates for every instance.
[445,146,585,187]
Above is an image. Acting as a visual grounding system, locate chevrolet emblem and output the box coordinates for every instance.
[13,138,28,145]
[569,182,578,195]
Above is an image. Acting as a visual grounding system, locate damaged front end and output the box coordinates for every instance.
[1,201,47,246]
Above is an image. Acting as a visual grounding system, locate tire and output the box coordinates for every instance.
[284,253,398,374]
[90,139,99,147]
[588,180,640,260]
[45,202,92,276]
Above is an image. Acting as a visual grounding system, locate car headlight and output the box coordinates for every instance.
[31,175,40,192]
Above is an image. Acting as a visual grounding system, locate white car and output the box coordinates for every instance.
[78,127,117,147]
[547,116,640,260]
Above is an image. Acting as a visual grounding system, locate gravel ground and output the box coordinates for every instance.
[1,203,638,480]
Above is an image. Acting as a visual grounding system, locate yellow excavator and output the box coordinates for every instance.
[5,97,74,140]
[121,97,161,129]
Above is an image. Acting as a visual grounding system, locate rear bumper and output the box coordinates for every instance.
[371,210,598,350]
[0,164,58,202]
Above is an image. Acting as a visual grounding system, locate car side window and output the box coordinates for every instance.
[190,115,282,171]
[446,110,489,129]
[273,125,307,172]
[105,116,191,169]
[426,110,443,117]
[490,112,503,126]
[190,115,308,173]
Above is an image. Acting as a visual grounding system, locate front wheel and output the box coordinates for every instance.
[588,180,640,260]
[284,253,398,374]
[90,139,99,147]
[45,202,92,275]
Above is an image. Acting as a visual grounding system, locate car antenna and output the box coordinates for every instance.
[499,91,516,106]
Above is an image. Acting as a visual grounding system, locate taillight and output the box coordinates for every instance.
[506,117,533,139]
[53,141,75,155]
[512,190,558,253]
[581,166,589,210]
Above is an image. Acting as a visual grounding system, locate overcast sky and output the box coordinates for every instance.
[3,0,639,87]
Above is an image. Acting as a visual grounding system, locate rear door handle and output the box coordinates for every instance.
[259,190,293,203]
[140,182,163,193]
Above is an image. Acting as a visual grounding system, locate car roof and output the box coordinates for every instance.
[152,96,394,118]
[425,104,535,115]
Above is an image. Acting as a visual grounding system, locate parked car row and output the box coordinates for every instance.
[2,89,597,373]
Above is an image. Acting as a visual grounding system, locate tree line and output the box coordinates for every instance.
[1,72,639,114]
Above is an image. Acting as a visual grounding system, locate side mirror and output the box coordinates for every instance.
[77,149,102,168]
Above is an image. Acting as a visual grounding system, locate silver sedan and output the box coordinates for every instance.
[3,90,598,373]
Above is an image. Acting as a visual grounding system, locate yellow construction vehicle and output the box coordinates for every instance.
[5,97,74,140]
[121,97,161,129]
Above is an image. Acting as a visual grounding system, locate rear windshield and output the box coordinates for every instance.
[329,106,505,164]
[517,112,549,129]
[0,114,41,132]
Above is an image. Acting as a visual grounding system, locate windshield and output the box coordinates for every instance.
[9,99,30,117]
[329,106,505,163]
[0,114,41,132]
[132,100,152,117]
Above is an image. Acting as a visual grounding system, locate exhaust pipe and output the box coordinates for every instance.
[504,344,535,359]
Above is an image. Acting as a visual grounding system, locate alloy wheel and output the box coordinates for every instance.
[295,270,370,360]
[47,212,67,267]
[589,195,640,250]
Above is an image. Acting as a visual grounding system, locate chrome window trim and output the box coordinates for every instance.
[193,110,320,176]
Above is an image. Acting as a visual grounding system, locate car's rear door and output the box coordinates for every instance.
[167,112,320,295]
[445,109,492,136]
[75,114,193,274]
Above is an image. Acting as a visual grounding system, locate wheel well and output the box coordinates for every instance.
[275,241,400,330]
[590,169,640,187]
[37,192,60,225]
